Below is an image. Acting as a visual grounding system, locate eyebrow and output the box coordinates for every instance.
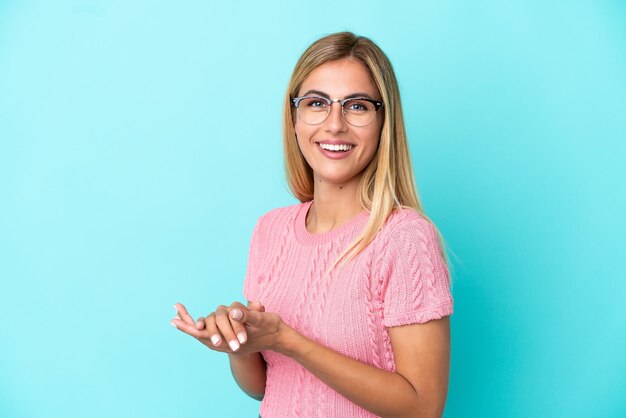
[301,89,376,100]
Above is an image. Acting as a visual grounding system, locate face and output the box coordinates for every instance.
[294,58,384,188]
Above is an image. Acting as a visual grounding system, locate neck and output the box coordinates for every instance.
[306,174,364,234]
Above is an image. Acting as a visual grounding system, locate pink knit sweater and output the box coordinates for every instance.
[243,200,454,418]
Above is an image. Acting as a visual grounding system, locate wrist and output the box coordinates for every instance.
[274,322,308,358]
[228,351,260,362]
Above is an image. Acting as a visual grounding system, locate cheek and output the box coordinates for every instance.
[360,129,382,163]
[294,125,314,159]
[294,122,302,139]
[364,126,382,150]
[295,122,316,145]
[294,118,304,138]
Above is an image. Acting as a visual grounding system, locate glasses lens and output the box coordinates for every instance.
[297,97,329,125]
[343,99,376,127]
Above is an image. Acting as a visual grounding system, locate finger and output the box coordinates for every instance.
[172,317,232,353]
[247,300,265,312]
[232,307,263,327]
[228,303,248,345]
[195,316,206,330]
[204,313,223,347]
[170,317,205,339]
[215,306,241,352]
[174,303,195,325]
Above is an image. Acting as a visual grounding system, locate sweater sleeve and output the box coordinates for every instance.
[381,218,454,327]
[242,214,265,303]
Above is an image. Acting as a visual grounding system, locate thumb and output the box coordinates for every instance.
[247,300,266,312]
[230,307,262,326]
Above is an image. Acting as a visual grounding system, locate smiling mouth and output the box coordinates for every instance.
[316,142,354,152]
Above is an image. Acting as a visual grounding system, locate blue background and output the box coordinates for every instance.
[1,1,625,417]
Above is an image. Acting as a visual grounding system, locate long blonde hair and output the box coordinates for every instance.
[282,32,452,275]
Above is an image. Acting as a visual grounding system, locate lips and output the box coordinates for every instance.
[315,142,356,160]
[315,140,356,153]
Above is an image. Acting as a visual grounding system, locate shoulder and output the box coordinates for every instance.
[379,206,438,242]
[252,201,308,233]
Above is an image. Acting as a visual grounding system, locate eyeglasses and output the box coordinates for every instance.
[291,95,384,127]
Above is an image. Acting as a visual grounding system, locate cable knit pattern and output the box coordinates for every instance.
[242,200,454,418]
[363,254,382,369]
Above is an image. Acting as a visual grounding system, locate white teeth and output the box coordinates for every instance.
[319,143,353,152]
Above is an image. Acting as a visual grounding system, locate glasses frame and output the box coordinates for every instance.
[291,95,384,127]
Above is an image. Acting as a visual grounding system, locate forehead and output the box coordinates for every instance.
[298,59,380,98]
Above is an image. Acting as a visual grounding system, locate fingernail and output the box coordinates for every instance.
[210,335,221,346]
[175,315,181,320]
[231,309,243,320]
[195,320,202,327]
[173,304,178,313]
[229,340,240,351]
[237,332,246,344]
[170,321,177,328]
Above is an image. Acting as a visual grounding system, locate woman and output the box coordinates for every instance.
[171,32,454,418]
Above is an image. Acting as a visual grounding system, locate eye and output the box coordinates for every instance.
[301,97,328,109]
[298,97,329,113]
[345,99,372,113]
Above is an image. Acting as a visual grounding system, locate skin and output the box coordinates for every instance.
[294,58,383,232]
[171,58,451,418]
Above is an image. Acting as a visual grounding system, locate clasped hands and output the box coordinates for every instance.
[171,301,287,355]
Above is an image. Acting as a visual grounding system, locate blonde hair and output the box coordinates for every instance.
[282,32,452,276]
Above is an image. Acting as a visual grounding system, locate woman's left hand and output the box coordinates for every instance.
[171,302,289,355]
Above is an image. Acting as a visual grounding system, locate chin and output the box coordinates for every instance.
[316,174,360,185]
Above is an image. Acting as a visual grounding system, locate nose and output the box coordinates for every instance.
[324,101,348,133]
